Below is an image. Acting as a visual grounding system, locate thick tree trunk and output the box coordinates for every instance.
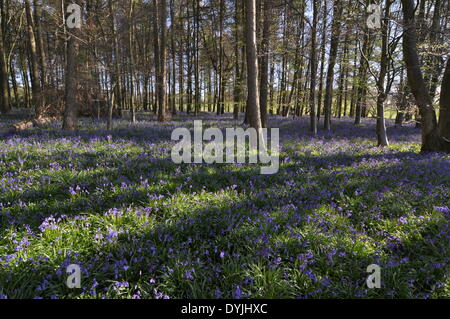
[63,4,80,132]
[401,0,449,152]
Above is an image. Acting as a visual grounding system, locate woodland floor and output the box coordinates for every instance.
[0,110,448,298]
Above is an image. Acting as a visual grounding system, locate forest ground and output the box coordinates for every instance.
[0,110,448,299]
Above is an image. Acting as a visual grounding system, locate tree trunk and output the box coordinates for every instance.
[33,0,47,88]
[438,58,450,141]
[25,0,44,119]
[233,0,241,120]
[194,0,200,115]
[246,0,262,132]
[309,0,318,135]
[157,0,167,122]
[354,32,371,124]
[0,3,10,114]
[401,0,449,152]
[63,2,80,131]
[170,0,177,115]
[323,1,343,130]
[259,0,271,128]
[375,0,391,147]
[317,0,327,122]
[128,0,136,123]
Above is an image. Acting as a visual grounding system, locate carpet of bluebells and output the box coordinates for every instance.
[0,110,449,299]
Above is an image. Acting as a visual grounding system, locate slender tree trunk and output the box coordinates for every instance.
[19,49,31,109]
[0,3,10,114]
[259,0,271,128]
[375,0,391,147]
[349,41,358,117]
[309,0,318,135]
[170,0,177,115]
[233,0,241,120]
[25,0,43,119]
[246,0,262,132]
[156,0,167,122]
[128,0,136,123]
[336,47,346,119]
[323,1,343,130]
[395,68,407,127]
[354,27,371,125]
[33,0,47,88]
[438,58,450,141]
[424,0,443,101]
[10,59,19,107]
[317,0,327,122]
[178,39,184,113]
[194,0,200,115]
[267,56,274,115]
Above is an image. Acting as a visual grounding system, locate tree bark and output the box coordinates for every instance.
[25,0,44,119]
[63,2,80,131]
[309,0,318,135]
[438,58,450,141]
[375,0,391,147]
[317,0,327,121]
[158,0,167,122]
[0,3,10,114]
[259,0,271,128]
[323,1,343,130]
[233,0,241,120]
[128,0,136,123]
[245,0,262,132]
[401,0,449,152]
